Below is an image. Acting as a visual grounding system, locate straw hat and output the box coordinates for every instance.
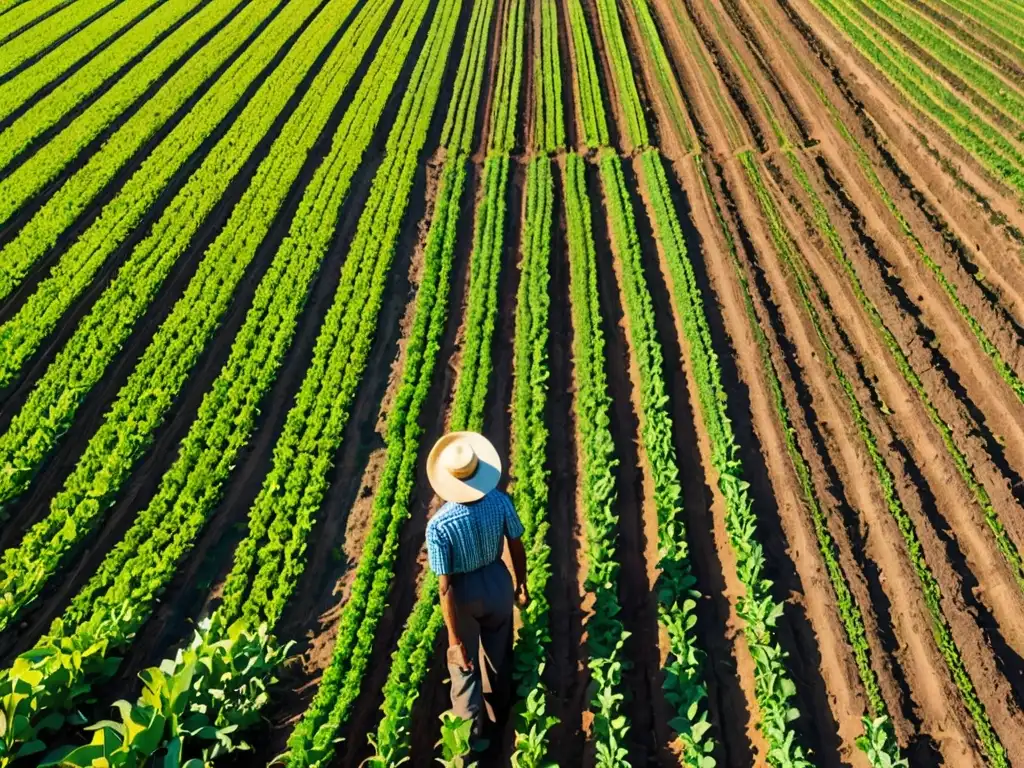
[427,431,501,503]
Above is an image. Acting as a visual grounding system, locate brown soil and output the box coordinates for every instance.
[11,0,1024,763]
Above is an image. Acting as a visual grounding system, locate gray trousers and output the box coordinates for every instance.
[446,560,514,731]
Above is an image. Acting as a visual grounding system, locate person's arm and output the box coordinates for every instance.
[502,493,529,606]
[507,535,529,607]
[439,573,473,671]
[428,520,473,671]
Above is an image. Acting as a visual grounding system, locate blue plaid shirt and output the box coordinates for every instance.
[426,489,524,575]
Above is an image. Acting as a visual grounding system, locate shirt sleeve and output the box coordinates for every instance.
[426,520,452,575]
[502,492,525,539]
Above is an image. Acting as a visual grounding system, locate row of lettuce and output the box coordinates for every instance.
[0,0,465,761]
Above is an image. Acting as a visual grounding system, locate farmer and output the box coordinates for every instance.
[425,431,529,747]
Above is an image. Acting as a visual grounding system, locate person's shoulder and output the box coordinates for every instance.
[427,501,461,532]
[487,489,513,507]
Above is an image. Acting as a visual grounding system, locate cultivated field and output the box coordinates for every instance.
[1,0,1024,763]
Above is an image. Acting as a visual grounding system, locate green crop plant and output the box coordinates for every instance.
[564,153,631,767]
[7,0,459,762]
[0,0,398,629]
[600,153,717,766]
[565,0,609,147]
[508,157,557,767]
[691,155,906,768]
[782,150,1024,593]
[533,0,565,152]
[0,0,155,80]
[591,0,647,148]
[0,0,200,129]
[0,0,346,385]
[0,0,256,174]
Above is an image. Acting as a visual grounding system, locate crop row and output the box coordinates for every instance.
[740,150,1007,767]
[627,0,901,756]
[366,161,471,768]
[0,0,282,234]
[859,0,1024,130]
[785,148,1024,587]
[0,0,443,759]
[659,0,745,150]
[810,0,1024,196]
[563,152,630,767]
[269,11,485,768]
[363,0,497,761]
[0,0,75,41]
[508,156,556,767]
[401,0,528,755]
[0,0,381,627]
[0,0,131,78]
[0,0,312,326]
[693,156,906,767]
[591,0,646,148]
[0,0,338,513]
[924,0,1024,56]
[599,152,718,765]
[0,0,244,169]
[796,0,1024,407]
[532,0,564,153]
[565,0,608,147]
[0,0,192,124]
[487,0,525,155]
[707,0,1024,602]
[626,0,694,152]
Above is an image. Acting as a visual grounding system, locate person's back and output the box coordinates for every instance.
[426,489,520,576]
[424,433,529,751]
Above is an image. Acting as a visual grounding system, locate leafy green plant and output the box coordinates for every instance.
[564,0,609,147]
[436,713,474,767]
[590,0,646,147]
[0,0,155,83]
[508,157,557,767]
[40,619,289,767]
[600,153,717,767]
[0,0,395,630]
[563,153,631,767]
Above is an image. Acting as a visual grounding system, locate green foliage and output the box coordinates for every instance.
[436,713,475,767]
[601,153,717,766]
[509,158,557,767]
[39,619,289,767]
[784,150,1024,593]
[564,0,609,147]
[0,0,394,631]
[0,0,154,83]
[0,0,314,308]
[591,0,647,148]
[740,151,1005,768]
[0,0,346,523]
[626,0,694,151]
[0,0,449,757]
[487,0,526,155]
[0,0,255,182]
[563,153,631,767]
[0,0,200,138]
[329,0,507,761]
[851,0,1024,132]
[532,0,565,153]
[810,0,1024,197]
[0,0,72,39]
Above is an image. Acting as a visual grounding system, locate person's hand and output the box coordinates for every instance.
[449,641,474,672]
[515,583,530,608]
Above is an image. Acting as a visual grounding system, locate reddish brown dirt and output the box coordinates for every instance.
[11,0,1024,762]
